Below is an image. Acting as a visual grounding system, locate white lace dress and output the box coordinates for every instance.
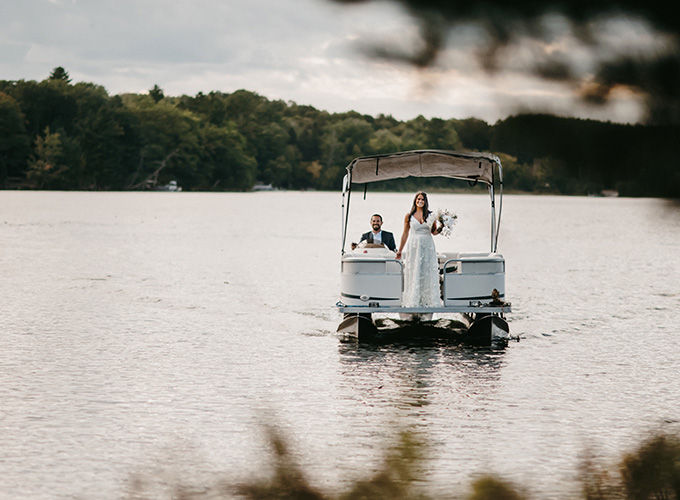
[402,216,442,307]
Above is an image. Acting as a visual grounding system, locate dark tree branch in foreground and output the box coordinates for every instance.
[327,0,680,125]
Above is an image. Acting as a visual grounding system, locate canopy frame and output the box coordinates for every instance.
[341,150,504,254]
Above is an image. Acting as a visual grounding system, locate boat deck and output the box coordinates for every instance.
[337,303,511,314]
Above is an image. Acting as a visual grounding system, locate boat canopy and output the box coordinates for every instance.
[346,150,501,185]
[341,149,504,253]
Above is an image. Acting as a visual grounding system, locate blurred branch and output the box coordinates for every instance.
[327,0,680,124]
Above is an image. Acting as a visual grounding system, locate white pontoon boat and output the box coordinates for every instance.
[336,150,511,344]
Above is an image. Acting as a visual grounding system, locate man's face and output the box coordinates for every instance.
[371,216,382,231]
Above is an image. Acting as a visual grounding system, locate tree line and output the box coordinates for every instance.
[1,67,677,197]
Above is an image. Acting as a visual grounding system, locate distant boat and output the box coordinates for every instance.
[155,180,182,192]
[252,183,275,191]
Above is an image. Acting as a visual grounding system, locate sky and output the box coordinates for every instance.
[1,0,647,124]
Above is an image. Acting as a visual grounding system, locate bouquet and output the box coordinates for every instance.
[427,208,457,237]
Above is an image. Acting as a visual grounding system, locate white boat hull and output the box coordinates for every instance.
[340,249,403,306]
[337,248,511,345]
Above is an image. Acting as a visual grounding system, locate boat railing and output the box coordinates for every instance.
[440,256,506,306]
[387,258,404,289]
[340,252,508,311]
[341,256,404,282]
[439,256,506,275]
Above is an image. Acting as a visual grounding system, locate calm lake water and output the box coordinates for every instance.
[1,190,679,499]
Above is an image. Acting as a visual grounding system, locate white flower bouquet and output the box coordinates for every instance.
[427,208,457,237]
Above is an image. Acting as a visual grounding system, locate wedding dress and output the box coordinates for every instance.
[402,216,442,308]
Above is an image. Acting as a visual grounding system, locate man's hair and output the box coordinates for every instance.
[371,214,383,222]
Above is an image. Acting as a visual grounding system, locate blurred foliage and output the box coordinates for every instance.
[234,427,430,500]
[468,476,526,500]
[327,0,680,126]
[123,427,680,500]
[0,69,678,196]
[620,433,680,500]
[580,432,680,500]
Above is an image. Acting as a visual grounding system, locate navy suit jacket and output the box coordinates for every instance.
[360,230,396,252]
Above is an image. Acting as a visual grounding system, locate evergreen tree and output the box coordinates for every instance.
[149,84,165,103]
[49,67,71,83]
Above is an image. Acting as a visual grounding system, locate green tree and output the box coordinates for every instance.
[368,129,402,154]
[394,116,429,151]
[199,121,257,190]
[63,82,128,189]
[221,90,292,185]
[124,97,203,190]
[26,127,67,188]
[49,67,71,83]
[496,154,536,192]
[321,116,374,167]
[0,92,30,186]
[454,118,491,151]
[257,122,293,185]
[424,117,462,150]
[149,84,164,104]
[8,79,78,138]
[76,102,132,190]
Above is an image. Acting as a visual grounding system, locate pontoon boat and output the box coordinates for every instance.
[336,150,511,344]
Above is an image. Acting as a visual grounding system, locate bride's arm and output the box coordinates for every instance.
[396,214,410,259]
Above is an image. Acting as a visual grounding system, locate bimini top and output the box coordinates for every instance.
[347,150,501,185]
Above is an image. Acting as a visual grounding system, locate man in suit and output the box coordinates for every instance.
[351,214,397,251]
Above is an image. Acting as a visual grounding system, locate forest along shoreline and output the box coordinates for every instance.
[1,68,678,197]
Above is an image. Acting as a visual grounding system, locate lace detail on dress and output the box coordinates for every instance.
[402,216,442,307]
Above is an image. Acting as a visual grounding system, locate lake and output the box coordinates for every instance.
[1,190,679,499]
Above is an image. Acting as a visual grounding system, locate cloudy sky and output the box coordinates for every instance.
[1,0,646,124]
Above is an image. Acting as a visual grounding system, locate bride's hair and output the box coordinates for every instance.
[410,191,431,218]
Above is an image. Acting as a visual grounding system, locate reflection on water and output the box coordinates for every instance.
[336,340,508,491]
[1,191,679,499]
[340,343,506,410]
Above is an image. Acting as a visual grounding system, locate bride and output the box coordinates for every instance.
[396,191,442,308]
